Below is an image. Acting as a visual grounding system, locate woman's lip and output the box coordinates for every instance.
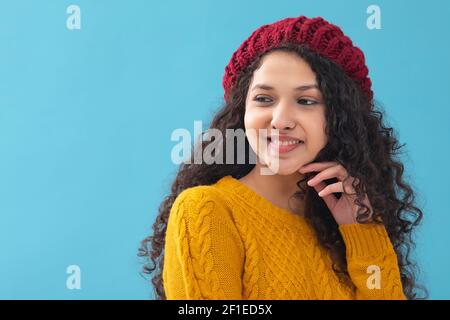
[268,139,304,154]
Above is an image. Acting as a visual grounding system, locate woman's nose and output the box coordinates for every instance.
[270,103,296,130]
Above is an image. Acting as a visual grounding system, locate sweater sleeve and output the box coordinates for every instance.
[338,223,407,300]
[163,187,245,300]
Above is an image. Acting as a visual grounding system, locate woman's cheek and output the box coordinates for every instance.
[243,115,258,152]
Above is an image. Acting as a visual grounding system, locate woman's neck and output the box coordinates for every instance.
[239,164,305,215]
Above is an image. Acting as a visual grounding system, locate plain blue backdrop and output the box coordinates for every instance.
[0,0,449,299]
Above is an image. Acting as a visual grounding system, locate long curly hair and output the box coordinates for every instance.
[138,42,427,300]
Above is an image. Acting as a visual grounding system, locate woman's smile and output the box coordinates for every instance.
[268,135,305,155]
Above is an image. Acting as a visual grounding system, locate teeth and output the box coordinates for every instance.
[270,139,303,146]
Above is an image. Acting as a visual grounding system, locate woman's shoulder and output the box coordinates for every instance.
[171,179,233,218]
[167,180,240,239]
[174,187,229,209]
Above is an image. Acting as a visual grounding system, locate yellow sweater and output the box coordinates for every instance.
[163,175,406,300]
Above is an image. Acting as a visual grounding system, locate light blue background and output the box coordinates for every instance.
[1,0,449,299]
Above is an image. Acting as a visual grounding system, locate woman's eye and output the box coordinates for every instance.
[253,96,318,105]
[253,96,272,103]
[297,98,317,105]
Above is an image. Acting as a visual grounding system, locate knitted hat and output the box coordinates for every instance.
[222,15,373,102]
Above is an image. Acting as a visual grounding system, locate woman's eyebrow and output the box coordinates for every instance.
[251,83,319,92]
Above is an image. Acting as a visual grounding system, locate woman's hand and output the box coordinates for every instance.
[299,161,373,225]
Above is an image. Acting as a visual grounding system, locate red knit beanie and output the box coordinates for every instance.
[222,15,373,102]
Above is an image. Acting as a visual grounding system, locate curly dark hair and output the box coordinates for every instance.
[138,42,427,300]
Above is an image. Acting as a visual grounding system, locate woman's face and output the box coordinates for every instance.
[244,50,328,175]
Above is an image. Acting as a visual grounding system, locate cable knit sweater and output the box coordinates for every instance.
[163,175,406,300]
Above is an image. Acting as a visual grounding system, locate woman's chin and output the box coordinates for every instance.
[263,161,303,176]
[272,167,301,176]
[257,154,307,176]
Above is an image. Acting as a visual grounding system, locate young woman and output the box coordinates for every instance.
[139,15,426,300]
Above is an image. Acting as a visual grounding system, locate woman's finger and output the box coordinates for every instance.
[299,161,338,173]
[313,181,338,209]
[317,181,344,197]
[307,164,348,186]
